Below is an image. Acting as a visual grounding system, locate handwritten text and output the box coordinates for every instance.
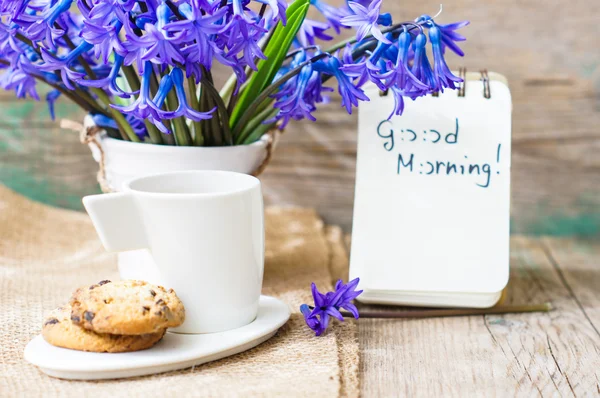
[376,118,502,188]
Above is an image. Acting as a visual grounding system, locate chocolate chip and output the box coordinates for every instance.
[168,288,174,294]
[44,318,59,326]
[162,306,174,320]
[84,311,95,322]
[90,280,110,290]
[142,306,150,313]
[155,311,162,316]
[156,299,164,305]
[149,289,156,297]
[71,315,81,323]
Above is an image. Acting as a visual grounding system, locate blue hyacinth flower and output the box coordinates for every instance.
[161,68,216,122]
[300,278,363,336]
[341,0,392,44]
[416,14,469,56]
[313,56,369,114]
[78,54,134,98]
[410,32,437,94]
[310,0,350,34]
[111,61,163,121]
[429,25,462,91]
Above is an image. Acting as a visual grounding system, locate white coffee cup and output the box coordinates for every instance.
[83,170,264,334]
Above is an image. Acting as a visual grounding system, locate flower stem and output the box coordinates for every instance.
[162,120,176,145]
[74,88,108,115]
[63,35,99,80]
[121,66,162,144]
[12,29,104,115]
[122,65,141,92]
[336,303,553,319]
[92,88,140,142]
[158,67,191,146]
[165,0,185,19]
[200,68,232,146]
[241,118,277,145]
[172,117,192,146]
[187,78,204,146]
[237,105,278,145]
[144,121,164,145]
[324,21,420,54]
[227,85,240,116]
[221,27,276,114]
[204,91,222,146]
[199,87,212,145]
[285,45,319,59]
[15,33,41,57]
[61,35,139,142]
[0,59,103,115]
[164,89,191,146]
[219,73,237,105]
[233,53,328,143]
[0,50,106,117]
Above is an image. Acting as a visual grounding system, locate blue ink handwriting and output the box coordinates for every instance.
[376,118,459,151]
[376,118,503,188]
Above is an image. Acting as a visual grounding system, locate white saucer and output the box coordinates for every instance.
[24,296,290,380]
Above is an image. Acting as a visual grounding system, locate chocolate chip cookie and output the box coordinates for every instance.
[42,305,166,353]
[70,280,185,335]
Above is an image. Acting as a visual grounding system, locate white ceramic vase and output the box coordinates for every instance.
[87,124,270,285]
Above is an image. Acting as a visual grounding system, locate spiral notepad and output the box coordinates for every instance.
[349,70,512,308]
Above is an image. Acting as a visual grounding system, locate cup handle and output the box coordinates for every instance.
[83,192,148,252]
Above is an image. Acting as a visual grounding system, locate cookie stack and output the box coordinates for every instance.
[42,280,185,353]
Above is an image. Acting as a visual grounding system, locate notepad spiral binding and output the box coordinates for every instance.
[380,67,492,99]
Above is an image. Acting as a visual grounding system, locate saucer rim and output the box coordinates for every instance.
[24,295,290,376]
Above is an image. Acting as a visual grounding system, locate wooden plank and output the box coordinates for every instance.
[484,237,600,396]
[540,237,600,346]
[358,236,600,396]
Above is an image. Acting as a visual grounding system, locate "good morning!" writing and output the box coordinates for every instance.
[376,118,501,188]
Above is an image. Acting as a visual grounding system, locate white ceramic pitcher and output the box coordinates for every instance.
[83,170,265,334]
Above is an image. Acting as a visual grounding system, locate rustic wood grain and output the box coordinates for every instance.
[540,237,600,347]
[357,236,600,396]
[1,0,599,235]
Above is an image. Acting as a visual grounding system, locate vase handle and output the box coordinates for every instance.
[83,192,148,252]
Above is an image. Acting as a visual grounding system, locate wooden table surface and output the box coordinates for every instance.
[356,236,600,396]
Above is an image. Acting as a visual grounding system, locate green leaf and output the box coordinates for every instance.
[230,0,309,131]
[233,52,328,144]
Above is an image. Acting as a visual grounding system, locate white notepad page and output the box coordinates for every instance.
[350,73,512,307]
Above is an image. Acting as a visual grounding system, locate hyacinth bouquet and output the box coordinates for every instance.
[0,0,468,147]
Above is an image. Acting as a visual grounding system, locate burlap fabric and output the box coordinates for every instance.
[0,185,359,397]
